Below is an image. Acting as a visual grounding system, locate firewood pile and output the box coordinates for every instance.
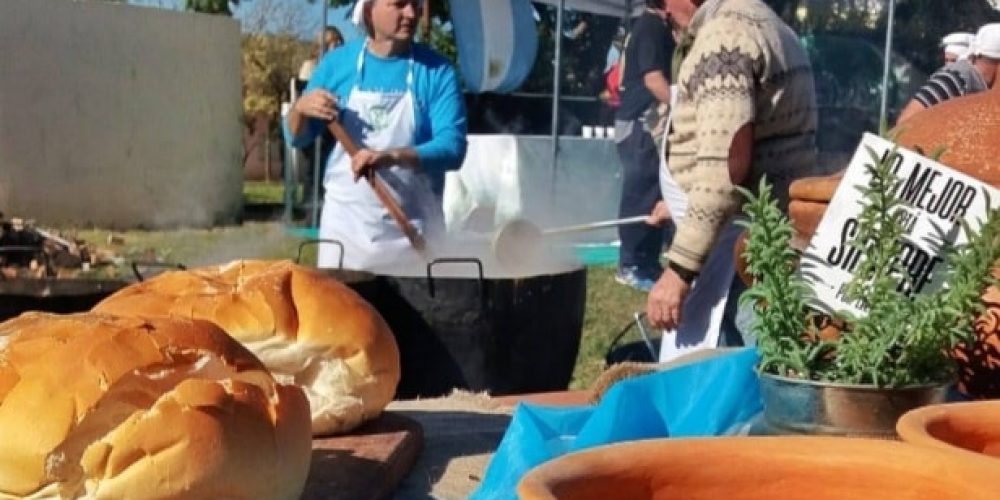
[0,212,121,279]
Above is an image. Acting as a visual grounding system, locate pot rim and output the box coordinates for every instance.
[758,371,953,392]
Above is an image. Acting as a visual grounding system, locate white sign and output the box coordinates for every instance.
[799,133,1000,317]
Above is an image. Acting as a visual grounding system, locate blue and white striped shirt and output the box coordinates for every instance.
[913,60,987,108]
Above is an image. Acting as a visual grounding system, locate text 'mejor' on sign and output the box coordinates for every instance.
[798,133,1000,318]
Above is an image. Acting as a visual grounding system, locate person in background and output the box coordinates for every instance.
[598,28,626,126]
[613,0,675,292]
[941,32,975,65]
[897,24,1000,124]
[297,26,346,209]
[298,27,345,84]
[284,0,467,270]
[645,0,817,357]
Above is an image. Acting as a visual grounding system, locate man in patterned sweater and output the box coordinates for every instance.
[897,24,1000,124]
[646,0,818,332]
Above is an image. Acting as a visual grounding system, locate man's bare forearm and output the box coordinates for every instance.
[643,70,672,104]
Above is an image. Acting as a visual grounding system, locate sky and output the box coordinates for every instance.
[127,0,362,40]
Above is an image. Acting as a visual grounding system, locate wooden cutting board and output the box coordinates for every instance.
[302,412,424,500]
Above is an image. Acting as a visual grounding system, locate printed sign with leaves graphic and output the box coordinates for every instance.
[799,133,1000,317]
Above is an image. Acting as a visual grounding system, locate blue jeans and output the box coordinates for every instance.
[616,119,670,272]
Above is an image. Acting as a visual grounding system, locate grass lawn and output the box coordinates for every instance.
[71,219,650,391]
[244,181,293,205]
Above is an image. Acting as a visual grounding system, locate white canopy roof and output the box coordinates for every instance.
[532,0,644,17]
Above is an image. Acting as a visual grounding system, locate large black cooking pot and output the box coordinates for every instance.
[302,240,587,399]
[0,277,130,322]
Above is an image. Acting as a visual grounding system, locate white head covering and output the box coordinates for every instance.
[351,0,373,27]
[941,32,975,60]
[351,0,423,28]
[974,24,1000,60]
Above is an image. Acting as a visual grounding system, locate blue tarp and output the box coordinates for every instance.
[471,348,763,498]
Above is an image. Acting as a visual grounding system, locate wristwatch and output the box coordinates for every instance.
[667,260,698,285]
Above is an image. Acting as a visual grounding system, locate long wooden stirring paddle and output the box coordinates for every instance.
[326,121,427,253]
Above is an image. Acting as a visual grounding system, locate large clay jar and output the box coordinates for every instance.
[897,401,1000,460]
[953,270,1000,397]
[517,437,1000,500]
[896,91,1000,399]
[895,87,1000,187]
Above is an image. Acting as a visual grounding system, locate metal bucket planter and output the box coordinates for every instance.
[758,373,950,439]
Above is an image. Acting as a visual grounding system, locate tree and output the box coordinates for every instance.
[521,7,618,96]
[239,0,314,167]
[879,0,1000,73]
[763,0,1000,74]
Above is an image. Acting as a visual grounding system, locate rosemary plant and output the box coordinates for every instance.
[737,179,830,379]
[741,145,1000,387]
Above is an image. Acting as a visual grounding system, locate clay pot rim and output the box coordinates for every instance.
[517,436,1000,500]
[897,400,1000,451]
[760,371,954,392]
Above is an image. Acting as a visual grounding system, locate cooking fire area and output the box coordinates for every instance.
[0,211,131,321]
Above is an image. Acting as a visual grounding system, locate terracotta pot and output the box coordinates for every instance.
[517,436,1000,500]
[897,401,1000,460]
[954,270,1000,399]
[894,87,1000,188]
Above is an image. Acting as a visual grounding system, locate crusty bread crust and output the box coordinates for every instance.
[94,260,400,436]
[0,312,311,499]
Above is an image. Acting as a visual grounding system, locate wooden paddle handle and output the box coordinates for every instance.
[327,121,427,253]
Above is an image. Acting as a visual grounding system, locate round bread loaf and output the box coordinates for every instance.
[0,312,311,499]
[93,259,400,436]
[895,88,1000,187]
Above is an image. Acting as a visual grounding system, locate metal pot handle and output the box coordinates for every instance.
[295,239,345,269]
[0,246,54,279]
[604,311,659,362]
[633,312,659,360]
[130,261,187,282]
[426,258,485,301]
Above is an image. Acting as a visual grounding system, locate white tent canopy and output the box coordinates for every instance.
[532,0,643,17]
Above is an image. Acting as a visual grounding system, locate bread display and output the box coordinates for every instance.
[93,259,400,436]
[0,312,311,499]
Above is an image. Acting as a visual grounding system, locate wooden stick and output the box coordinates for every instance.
[326,121,427,253]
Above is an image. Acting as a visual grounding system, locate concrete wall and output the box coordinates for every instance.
[0,0,243,229]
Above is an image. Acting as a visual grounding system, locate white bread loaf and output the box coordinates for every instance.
[94,259,400,436]
[0,312,312,499]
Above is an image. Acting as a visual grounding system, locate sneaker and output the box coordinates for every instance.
[614,266,657,292]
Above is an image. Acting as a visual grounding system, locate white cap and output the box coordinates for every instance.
[941,32,975,48]
[941,32,975,59]
[944,44,970,59]
[351,0,373,27]
[974,24,1000,60]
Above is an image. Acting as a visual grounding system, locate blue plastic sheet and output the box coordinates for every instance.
[471,348,763,499]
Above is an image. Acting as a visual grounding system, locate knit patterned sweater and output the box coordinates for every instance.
[666,0,818,272]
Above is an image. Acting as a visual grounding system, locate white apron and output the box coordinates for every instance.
[657,85,742,363]
[318,43,441,270]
